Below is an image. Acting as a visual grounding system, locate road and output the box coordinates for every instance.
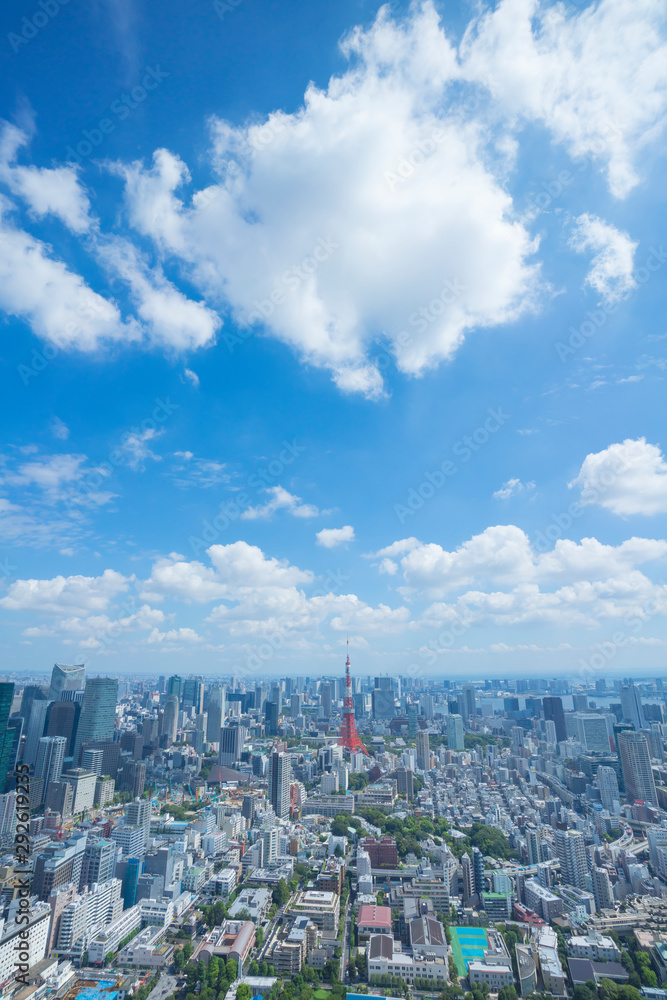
[340,895,352,981]
[146,972,177,1000]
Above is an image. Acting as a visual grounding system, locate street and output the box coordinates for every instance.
[146,972,177,1000]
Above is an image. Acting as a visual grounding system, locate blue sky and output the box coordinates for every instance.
[0,0,666,680]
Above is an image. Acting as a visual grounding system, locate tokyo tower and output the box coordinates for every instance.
[337,642,370,755]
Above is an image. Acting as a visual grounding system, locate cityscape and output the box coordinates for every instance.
[1,3,666,1000]
[3,661,667,1000]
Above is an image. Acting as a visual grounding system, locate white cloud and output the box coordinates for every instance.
[22,604,164,648]
[492,478,535,500]
[50,417,70,441]
[0,451,115,509]
[0,568,131,615]
[570,438,667,515]
[375,525,667,597]
[241,486,322,520]
[569,214,637,303]
[93,235,220,351]
[0,120,92,233]
[183,368,200,387]
[116,428,163,471]
[116,4,540,395]
[141,541,313,604]
[316,525,355,547]
[0,198,137,351]
[168,452,227,489]
[147,626,203,644]
[460,0,667,198]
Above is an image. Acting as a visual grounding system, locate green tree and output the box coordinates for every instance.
[273,878,291,906]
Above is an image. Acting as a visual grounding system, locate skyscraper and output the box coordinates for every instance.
[447,714,464,751]
[0,683,16,790]
[526,825,542,865]
[45,700,80,757]
[592,867,614,911]
[265,701,279,736]
[462,684,477,722]
[543,697,566,743]
[49,663,85,701]
[219,726,247,766]
[35,736,67,788]
[574,713,611,755]
[162,695,179,746]
[598,766,620,810]
[554,829,587,889]
[620,682,646,731]
[268,750,291,818]
[472,845,485,895]
[416,729,430,771]
[72,678,118,765]
[182,676,204,713]
[22,697,50,768]
[206,685,225,742]
[618,730,657,805]
[167,675,182,700]
[319,682,333,718]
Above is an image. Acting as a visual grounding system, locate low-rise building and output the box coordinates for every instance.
[358,904,392,940]
[289,890,340,934]
[229,887,272,922]
[367,933,449,986]
[567,934,621,962]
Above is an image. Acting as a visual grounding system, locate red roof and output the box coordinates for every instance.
[358,904,392,929]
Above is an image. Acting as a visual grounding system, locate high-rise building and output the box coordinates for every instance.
[462,684,477,722]
[618,730,657,805]
[396,767,414,802]
[126,798,151,853]
[598,766,620,810]
[526,826,542,865]
[45,700,80,757]
[461,853,475,902]
[49,663,85,701]
[319,682,333,718]
[554,829,587,889]
[620,682,646,731]
[447,714,464,751]
[206,685,225,742]
[167,675,182,700]
[574,713,610,755]
[162,695,179,746]
[22,697,50,768]
[219,726,247,766]
[182,676,204,713]
[472,845,485,895]
[265,701,279,736]
[81,837,116,887]
[572,694,588,712]
[592,867,614,911]
[416,730,430,771]
[290,694,301,718]
[34,736,67,789]
[268,750,291,818]
[543,697,566,743]
[372,678,395,720]
[72,678,118,765]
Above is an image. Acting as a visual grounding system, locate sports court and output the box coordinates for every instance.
[450,926,489,976]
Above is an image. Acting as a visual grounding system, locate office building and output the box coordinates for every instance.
[34,736,67,788]
[162,695,179,745]
[72,677,118,765]
[574,713,611,755]
[543,697,566,742]
[620,682,646,731]
[462,684,477,722]
[618,730,657,805]
[219,726,247,766]
[598,766,620,810]
[319,682,333,718]
[206,685,225,742]
[447,713,464,751]
[45,700,80,756]
[416,730,430,771]
[49,663,85,701]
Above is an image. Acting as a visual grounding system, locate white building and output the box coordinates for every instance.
[567,934,620,962]
[0,900,51,990]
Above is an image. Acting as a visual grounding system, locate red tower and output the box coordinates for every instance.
[337,643,370,756]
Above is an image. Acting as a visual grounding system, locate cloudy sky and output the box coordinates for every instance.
[1,0,666,680]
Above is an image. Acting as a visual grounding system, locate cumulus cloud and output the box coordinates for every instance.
[116,428,163,471]
[116,4,541,395]
[49,417,70,441]
[570,438,667,515]
[460,0,667,198]
[569,214,637,303]
[492,477,535,500]
[241,486,322,520]
[374,524,667,596]
[316,525,355,547]
[0,568,131,616]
